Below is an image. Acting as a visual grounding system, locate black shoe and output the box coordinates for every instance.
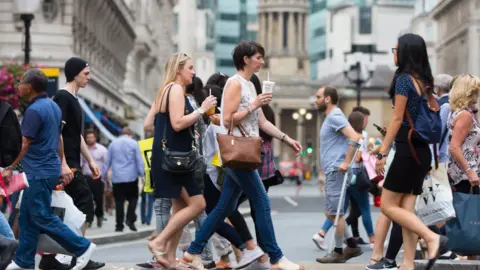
[146,222,151,226]
[87,222,92,228]
[126,221,137,232]
[83,260,105,270]
[204,261,216,269]
[365,258,398,269]
[0,236,18,270]
[355,237,369,245]
[115,227,124,232]
[97,218,103,228]
[39,254,71,270]
[137,260,156,269]
[426,236,449,270]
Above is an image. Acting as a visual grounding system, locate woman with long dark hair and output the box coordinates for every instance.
[374,33,448,270]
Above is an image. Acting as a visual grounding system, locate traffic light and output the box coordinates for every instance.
[306,142,313,154]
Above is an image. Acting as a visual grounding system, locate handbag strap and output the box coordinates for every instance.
[159,84,195,150]
[227,113,248,137]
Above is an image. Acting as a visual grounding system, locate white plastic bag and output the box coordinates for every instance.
[415,163,455,226]
[37,190,86,255]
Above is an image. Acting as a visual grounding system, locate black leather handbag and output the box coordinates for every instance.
[159,85,201,173]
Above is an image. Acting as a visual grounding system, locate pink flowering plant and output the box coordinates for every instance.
[0,61,42,114]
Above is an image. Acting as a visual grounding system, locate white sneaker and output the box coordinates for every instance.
[6,262,33,270]
[312,233,327,250]
[55,254,73,265]
[234,246,264,269]
[72,243,96,270]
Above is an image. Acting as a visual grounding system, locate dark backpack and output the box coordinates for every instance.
[0,100,22,167]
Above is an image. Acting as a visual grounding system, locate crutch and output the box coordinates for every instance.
[327,147,360,254]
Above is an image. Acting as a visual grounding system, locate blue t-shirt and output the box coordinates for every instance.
[320,107,350,173]
[393,74,422,127]
[21,94,62,180]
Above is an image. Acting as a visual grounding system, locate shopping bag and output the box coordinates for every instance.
[138,138,154,193]
[415,163,455,226]
[37,190,86,255]
[445,188,480,255]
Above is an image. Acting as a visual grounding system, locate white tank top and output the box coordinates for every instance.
[220,74,259,137]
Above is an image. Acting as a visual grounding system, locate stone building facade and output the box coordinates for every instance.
[0,0,175,139]
[430,0,480,76]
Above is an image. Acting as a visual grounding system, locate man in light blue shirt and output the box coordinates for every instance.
[435,74,453,163]
[102,127,144,232]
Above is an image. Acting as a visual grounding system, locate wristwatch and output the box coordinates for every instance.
[195,108,205,115]
[377,153,388,160]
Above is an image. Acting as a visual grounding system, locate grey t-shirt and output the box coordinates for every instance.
[320,107,350,173]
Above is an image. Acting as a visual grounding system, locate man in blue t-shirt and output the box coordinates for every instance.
[314,86,363,264]
[2,69,95,270]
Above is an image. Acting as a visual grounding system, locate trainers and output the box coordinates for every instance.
[72,243,96,270]
[344,246,363,261]
[234,246,264,269]
[39,254,70,270]
[365,258,398,270]
[6,262,33,270]
[0,237,18,270]
[203,261,216,269]
[316,251,346,263]
[312,233,327,250]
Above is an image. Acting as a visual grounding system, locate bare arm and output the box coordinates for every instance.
[168,85,203,132]
[340,126,362,166]
[59,135,67,165]
[144,103,156,133]
[80,135,94,164]
[379,94,407,155]
[258,109,287,140]
[449,112,474,173]
[223,80,249,127]
[5,137,32,169]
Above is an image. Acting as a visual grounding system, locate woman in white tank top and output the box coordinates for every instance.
[181,41,304,270]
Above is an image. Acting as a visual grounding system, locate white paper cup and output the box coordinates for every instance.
[262,81,275,93]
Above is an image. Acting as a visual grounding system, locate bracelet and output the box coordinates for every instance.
[281,134,287,142]
[466,167,472,172]
[246,106,254,115]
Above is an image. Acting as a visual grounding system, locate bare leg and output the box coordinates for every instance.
[165,198,188,263]
[381,189,440,260]
[149,188,206,266]
[371,213,392,263]
[399,194,418,269]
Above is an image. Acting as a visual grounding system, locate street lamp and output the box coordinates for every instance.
[15,0,41,65]
[343,46,387,106]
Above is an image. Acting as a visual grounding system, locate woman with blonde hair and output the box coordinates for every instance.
[447,74,480,260]
[144,52,217,268]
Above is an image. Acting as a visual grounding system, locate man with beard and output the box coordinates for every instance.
[314,86,363,264]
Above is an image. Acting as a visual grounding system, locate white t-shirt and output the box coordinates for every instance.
[352,130,368,169]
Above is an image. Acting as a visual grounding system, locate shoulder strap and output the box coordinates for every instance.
[439,125,448,149]
[160,84,174,147]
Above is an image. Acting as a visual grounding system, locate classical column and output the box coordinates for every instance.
[287,12,296,52]
[277,12,284,52]
[259,12,265,45]
[302,14,307,53]
[468,25,480,75]
[267,12,274,52]
[296,116,305,163]
[297,13,303,53]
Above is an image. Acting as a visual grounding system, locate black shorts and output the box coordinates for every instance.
[64,170,95,223]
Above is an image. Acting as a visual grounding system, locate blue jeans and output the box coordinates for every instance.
[0,214,14,239]
[15,177,91,269]
[188,168,283,264]
[141,191,154,224]
[321,169,374,236]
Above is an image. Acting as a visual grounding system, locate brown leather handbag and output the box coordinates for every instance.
[216,116,262,170]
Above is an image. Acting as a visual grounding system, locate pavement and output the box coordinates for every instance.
[84,207,251,245]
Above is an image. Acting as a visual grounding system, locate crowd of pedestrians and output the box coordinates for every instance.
[0,33,480,270]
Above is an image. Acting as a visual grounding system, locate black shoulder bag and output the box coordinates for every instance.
[160,85,201,173]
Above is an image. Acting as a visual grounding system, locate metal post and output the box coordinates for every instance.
[356,61,361,106]
[20,14,34,65]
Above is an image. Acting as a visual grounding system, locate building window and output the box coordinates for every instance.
[329,49,333,58]
[218,35,238,44]
[218,59,233,67]
[206,14,215,39]
[310,51,326,61]
[359,6,372,34]
[283,12,288,48]
[313,27,325,37]
[42,0,58,22]
[425,23,433,42]
[310,0,327,14]
[220,13,239,21]
[247,31,257,41]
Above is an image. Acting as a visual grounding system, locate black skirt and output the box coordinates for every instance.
[383,126,432,195]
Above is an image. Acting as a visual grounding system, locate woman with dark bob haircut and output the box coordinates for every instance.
[181,41,304,270]
[373,33,448,270]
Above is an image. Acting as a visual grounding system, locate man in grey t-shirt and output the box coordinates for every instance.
[314,86,363,264]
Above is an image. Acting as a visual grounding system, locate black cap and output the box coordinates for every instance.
[65,57,88,82]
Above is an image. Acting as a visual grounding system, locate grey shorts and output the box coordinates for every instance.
[324,171,349,216]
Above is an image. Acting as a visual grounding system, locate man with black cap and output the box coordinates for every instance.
[38,57,104,270]
[4,69,96,270]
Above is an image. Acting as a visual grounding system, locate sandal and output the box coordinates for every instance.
[178,255,205,270]
[148,242,173,269]
[215,261,232,269]
[271,257,305,270]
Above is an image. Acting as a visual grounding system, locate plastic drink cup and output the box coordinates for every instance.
[262,81,275,93]
[207,88,215,116]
